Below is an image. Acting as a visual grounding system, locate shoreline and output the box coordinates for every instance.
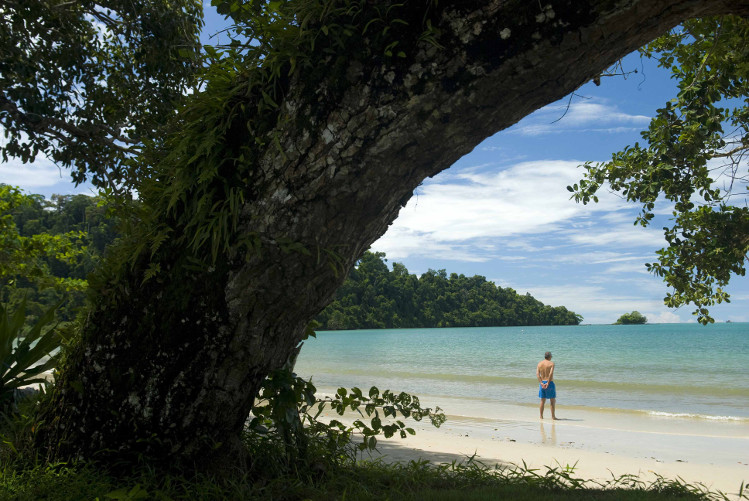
[314,393,749,497]
[364,424,748,497]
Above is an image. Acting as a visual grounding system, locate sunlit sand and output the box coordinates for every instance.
[317,392,749,497]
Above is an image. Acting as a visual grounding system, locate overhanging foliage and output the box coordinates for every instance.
[571,16,749,324]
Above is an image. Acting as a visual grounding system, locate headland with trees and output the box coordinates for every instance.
[317,252,582,329]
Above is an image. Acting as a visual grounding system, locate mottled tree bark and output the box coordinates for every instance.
[39,0,749,470]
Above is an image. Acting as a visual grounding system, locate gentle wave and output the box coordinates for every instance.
[322,368,525,385]
[304,367,749,398]
[646,410,748,422]
[311,387,749,424]
[565,405,749,422]
[419,403,749,424]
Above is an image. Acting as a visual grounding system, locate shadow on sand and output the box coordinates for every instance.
[357,439,511,468]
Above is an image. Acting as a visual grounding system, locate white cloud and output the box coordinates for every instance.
[506,99,650,137]
[373,159,655,261]
[373,228,493,262]
[554,101,650,126]
[513,283,688,324]
[0,128,95,196]
[496,255,528,261]
[552,251,649,265]
[602,262,653,275]
[0,158,66,188]
[645,310,682,324]
[567,226,665,248]
[0,157,95,197]
[600,210,636,224]
[513,125,643,137]
[502,239,560,253]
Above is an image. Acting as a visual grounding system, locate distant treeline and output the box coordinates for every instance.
[316,252,582,330]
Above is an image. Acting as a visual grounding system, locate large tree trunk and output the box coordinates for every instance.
[39,0,748,470]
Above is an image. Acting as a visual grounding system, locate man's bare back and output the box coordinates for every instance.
[537,360,554,381]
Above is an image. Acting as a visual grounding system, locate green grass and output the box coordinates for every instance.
[410,486,709,501]
[1,457,745,501]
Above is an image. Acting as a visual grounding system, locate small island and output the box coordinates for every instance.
[614,311,648,325]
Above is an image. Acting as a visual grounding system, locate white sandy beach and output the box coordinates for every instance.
[317,395,749,497]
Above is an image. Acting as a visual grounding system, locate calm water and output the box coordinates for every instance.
[295,323,749,421]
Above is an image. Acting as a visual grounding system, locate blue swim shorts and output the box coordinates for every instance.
[539,380,556,399]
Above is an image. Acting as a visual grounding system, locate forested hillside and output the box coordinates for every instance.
[0,187,119,321]
[317,252,582,329]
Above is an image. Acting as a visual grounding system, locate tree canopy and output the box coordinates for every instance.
[317,252,582,329]
[572,16,749,324]
[0,186,87,292]
[614,311,648,325]
[0,186,119,321]
[0,0,203,190]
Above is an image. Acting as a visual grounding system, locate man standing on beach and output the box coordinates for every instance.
[537,351,557,420]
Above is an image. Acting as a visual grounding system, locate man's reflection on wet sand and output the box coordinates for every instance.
[540,421,557,446]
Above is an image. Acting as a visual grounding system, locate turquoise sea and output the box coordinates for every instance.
[295,323,749,422]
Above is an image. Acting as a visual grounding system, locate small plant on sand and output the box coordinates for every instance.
[246,366,446,475]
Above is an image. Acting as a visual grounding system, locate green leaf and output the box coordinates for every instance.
[0,300,62,403]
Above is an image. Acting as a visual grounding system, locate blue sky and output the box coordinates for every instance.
[370,54,749,325]
[2,5,747,324]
